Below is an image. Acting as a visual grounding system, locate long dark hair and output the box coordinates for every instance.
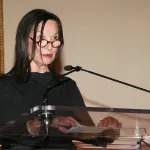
[8,9,64,83]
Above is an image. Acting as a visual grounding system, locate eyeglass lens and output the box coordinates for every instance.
[38,39,61,48]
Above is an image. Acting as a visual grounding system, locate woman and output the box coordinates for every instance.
[0,9,121,149]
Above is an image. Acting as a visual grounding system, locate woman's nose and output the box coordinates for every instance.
[45,42,53,50]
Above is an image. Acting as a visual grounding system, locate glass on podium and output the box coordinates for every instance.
[0,105,150,150]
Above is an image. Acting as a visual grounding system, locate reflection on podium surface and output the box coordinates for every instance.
[0,105,150,149]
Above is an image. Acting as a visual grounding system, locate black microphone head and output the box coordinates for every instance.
[64,65,74,71]
[75,66,82,71]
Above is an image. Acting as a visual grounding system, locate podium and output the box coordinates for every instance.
[0,105,150,150]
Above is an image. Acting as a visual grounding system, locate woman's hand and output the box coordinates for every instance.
[27,116,78,136]
[97,116,122,140]
[51,116,79,133]
[97,116,122,128]
[26,117,42,137]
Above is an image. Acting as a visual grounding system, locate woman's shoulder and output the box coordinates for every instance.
[0,74,15,86]
[58,75,76,84]
[57,76,80,92]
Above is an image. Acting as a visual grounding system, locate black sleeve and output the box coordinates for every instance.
[0,80,15,123]
[0,77,24,124]
[70,81,95,126]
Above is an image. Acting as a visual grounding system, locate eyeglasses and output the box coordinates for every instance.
[29,37,61,48]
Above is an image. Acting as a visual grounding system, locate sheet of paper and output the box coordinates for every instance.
[67,124,119,134]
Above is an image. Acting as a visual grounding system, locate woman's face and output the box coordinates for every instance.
[28,20,60,72]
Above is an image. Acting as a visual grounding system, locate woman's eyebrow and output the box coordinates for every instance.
[49,32,59,38]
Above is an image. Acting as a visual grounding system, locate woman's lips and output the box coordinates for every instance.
[42,54,52,57]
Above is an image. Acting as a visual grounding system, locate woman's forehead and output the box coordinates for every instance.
[31,20,59,37]
[39,20,58,30]
[36,20,58,32]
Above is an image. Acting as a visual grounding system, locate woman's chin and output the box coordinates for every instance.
[42,59,54,66]
[42,55,54,64]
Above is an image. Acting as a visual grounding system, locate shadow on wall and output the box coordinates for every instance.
[84,97,111,108]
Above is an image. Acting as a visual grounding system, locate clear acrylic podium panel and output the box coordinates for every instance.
[0,105,150,149]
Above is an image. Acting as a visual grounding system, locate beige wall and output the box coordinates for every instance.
[3,0,150,109]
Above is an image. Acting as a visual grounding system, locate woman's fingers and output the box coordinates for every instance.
[50,116,78,133]
[98,117,122,128]
[26,117,42,136]
[58,126,68,134]
[28,117,42,128]
[58,116,78,127]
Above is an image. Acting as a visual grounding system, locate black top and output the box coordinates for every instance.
[0,72,93,125]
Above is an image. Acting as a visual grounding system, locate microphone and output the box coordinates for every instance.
[64,65,82,71]
[64,65,150,93]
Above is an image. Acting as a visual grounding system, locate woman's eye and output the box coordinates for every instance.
[52,36,58,41]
